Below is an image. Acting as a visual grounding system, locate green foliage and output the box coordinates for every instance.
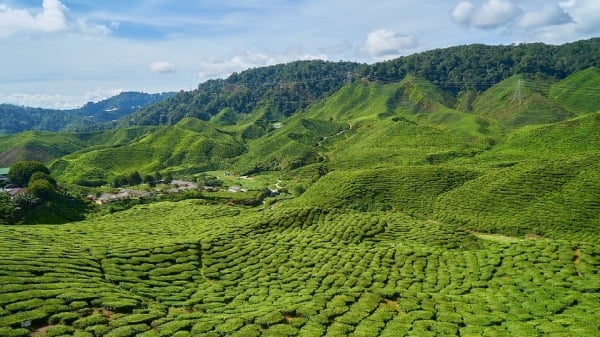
[29,172,57,187]
[27,179,55,200]
[8,161,49,186]
[0,38,599,337]
[0,192,18,224]
[51,119,245,184]
[549,67,600,113]
[473,75,574,128]
[362,38,600,94]
[123,60,361,127]
[0,198,598,335]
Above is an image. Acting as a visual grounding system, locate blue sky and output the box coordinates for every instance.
[1,0,599,109]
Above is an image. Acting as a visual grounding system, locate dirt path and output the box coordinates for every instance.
[317,121,352,147]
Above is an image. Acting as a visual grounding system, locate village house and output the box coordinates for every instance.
[93,189,153,205]
[170,180,198,191]
[4,187,27,198]
[228,185,247,193]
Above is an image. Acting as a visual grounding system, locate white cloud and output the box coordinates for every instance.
[517,4,573,29]
[451,1,476,25]
[150,61,177,74]
[0,88,123,109]
[451,0,521,29]
[561,0,600,33]
[0,0,68,37]
[363,29,418,57]
[0,0,108,38]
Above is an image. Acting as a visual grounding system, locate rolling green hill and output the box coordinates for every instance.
[549,67,600,113]
[50,119,244,184]
[472,75,574,128]
[1,39,600,337]
[0,127,158,168]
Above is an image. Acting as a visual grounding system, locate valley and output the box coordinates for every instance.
[0,39,599,336]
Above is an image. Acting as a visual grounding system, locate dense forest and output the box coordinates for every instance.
[121,61,361,126]
[361,38,600,93]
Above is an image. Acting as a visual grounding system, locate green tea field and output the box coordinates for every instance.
[2,40,600,337]
[1,198,599,336]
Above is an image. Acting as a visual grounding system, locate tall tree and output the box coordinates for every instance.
[8,161,50,187]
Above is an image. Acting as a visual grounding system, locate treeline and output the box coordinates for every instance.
[122,39,600,128]
[0,104,76,134]
[121,60,362,126]
[0,92,175,135]
[360,38,600,94]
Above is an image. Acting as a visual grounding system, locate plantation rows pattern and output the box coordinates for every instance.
[1,202,599,336]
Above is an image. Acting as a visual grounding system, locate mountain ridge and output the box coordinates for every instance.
[0,91,175,135]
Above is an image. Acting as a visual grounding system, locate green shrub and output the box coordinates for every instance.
[104,323,150,337]
[262,324,299,337]
[39,324,75,337]
[73,314,108,329]
[48,311,80,324]
[84,324,111,336]
[0,327,30,337]
[215,317,245,334]
[255,311,284,326]
[229,324,261,337]
[156,320,193,336]
[73,332,94,337]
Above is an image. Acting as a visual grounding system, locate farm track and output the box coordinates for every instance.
[1,201,599,336]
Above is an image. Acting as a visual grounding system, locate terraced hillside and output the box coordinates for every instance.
[2,41,600,337]
[1,200,599,336]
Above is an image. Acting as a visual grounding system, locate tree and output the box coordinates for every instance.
[29,171,57,187]
[128,171,142,186]
[143,175,156,187]
[28,179,55,200]
[0,192,17,224]
[8,161,50,186]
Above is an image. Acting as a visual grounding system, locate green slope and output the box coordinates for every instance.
[234,79,496,173]
[473,75,574,128]
[0,131,87,166]
[433,153,600,240]
[289,166,478,216]
[1,198,598,336]
[472,112,600,163]
[0,126,157,167]
[2,40,600,337]
[50,118,245,184]
[549,66,600,113]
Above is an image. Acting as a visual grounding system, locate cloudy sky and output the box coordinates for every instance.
[1,0,598,109]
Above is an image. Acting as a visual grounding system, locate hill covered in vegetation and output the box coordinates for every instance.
[0,39,599,336]
[0,92,175,135]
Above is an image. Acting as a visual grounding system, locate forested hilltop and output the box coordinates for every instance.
[361,38,600,92]
[0,92,174,135]
[123,38,600,127]
[121,61,361,126]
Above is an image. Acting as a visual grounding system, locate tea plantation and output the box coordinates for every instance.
[1,46,600,336]
[1,195,599,336]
